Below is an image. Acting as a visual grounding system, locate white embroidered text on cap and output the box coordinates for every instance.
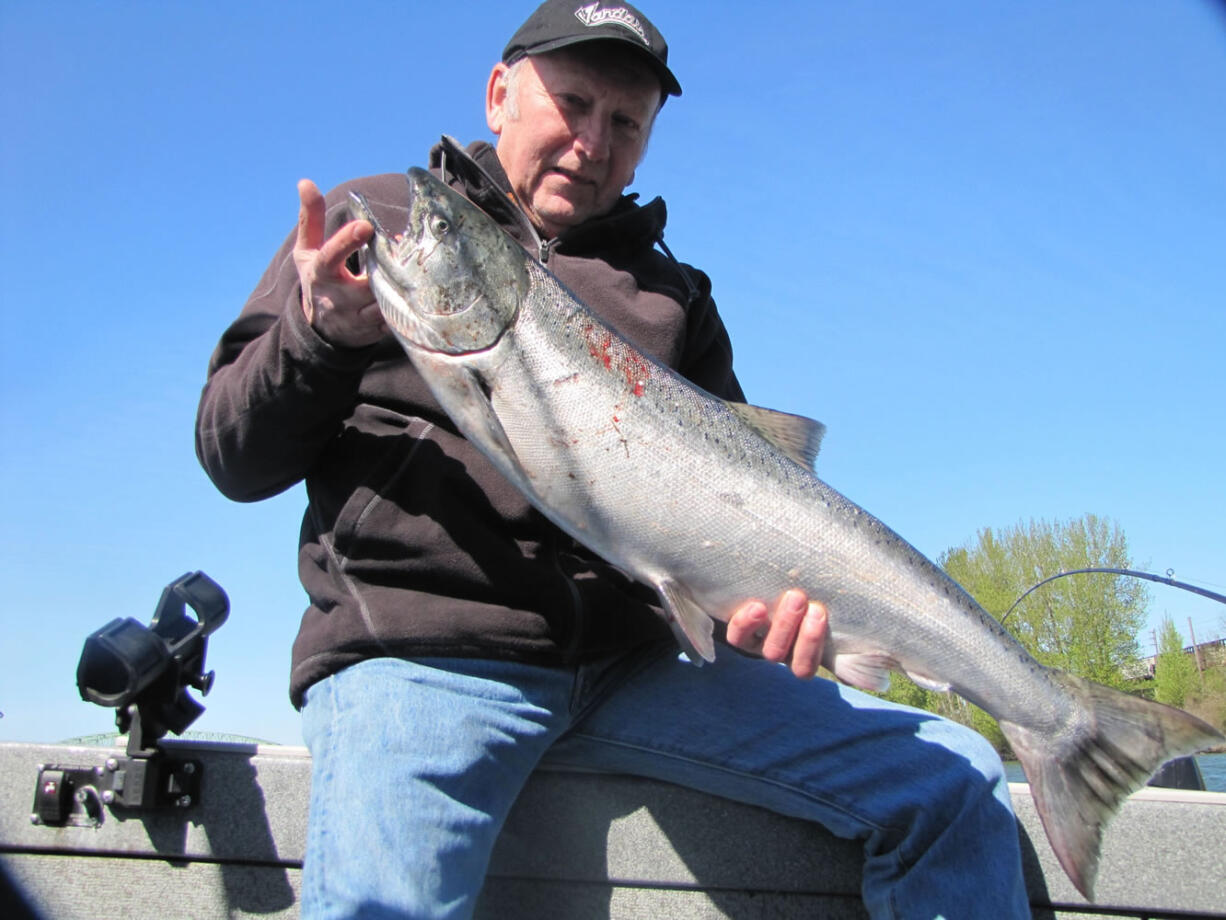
[573,3,651,46]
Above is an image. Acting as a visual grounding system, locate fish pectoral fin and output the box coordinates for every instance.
[414,356,530,491]
[726,403,825,471]
[655,578,717,665]
[901,669,952,693]
[830,651,897,692]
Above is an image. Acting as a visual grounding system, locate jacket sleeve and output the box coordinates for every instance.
[194,188,378,502]
[676,266,747,404]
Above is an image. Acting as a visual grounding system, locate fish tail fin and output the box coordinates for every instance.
[1000,671,1222,901]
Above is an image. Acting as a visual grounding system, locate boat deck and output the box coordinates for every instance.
[2,740,1223,919]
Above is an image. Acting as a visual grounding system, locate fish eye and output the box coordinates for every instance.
[429,214,451,239]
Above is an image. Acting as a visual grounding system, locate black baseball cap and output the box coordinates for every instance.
[502,0,682,97]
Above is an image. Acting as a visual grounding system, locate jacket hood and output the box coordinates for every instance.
[427,137,668,259]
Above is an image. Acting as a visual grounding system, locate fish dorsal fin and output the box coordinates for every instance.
[727,403,825,471]
[655,577,716,665]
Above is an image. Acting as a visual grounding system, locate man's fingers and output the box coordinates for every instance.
[760,589,806,663]
[296,179,326,253]
[726,591,830,679]
[296,178,373,278]
[725,600,769,651]
[789,600,828,679]
[291,178,383,348]
[317,218,373,277]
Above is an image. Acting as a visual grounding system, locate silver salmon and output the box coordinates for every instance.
[348,166,1222,900]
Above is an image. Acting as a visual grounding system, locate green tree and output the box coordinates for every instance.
[939,514,1147,688]
[875,514,1151,753]
[1153,616,1198,708]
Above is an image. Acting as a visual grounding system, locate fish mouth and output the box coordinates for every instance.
[376,278,506,357]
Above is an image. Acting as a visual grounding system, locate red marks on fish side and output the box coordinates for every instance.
[623,353,649,397]
[582,322,650,397]
[586,325,614,370]
[610,414,630,458]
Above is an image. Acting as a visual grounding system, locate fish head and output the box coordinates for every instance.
[350,167,528,355]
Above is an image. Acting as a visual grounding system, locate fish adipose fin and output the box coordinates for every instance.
[727,403,825,471]
[655,577,716,665]
[1000,671,1225,901]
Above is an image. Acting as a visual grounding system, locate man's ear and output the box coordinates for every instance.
[486,62,510,136]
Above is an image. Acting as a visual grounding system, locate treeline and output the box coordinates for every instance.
[872,513,1226,752]
[1153,615,1226,737]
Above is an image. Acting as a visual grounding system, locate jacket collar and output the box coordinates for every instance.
[427,136,668,258]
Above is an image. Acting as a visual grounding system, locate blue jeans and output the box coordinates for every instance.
[300,647,1029,920]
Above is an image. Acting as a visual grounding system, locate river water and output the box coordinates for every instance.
[1005,751,1226,792]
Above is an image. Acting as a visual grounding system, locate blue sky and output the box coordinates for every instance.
[2,0,1223,746]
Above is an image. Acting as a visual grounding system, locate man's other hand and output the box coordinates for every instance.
[726,590,828,680]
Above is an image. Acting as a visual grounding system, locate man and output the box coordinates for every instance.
[196,2,1030,917]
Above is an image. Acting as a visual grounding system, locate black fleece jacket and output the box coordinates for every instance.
[196,140,744,706]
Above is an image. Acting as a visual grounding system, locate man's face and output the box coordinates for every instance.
[486,48,660,238]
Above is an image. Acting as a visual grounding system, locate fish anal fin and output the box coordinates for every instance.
[1000,670,1226,902]
[655,578,716,665]
[901,669,952,693]
[727,402,825,471]
[830,651,896,693]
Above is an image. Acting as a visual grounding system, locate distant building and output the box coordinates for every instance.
[1131,636,1225,681]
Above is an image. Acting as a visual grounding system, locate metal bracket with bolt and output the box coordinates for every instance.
[28,571,227,828]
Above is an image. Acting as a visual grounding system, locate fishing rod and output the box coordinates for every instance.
[1002,568,1226,624]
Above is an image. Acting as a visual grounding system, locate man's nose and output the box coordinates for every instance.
[574,117,610,163]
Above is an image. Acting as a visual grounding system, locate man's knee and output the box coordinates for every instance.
[914,716,1016,828]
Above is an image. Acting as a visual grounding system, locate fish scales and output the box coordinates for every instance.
[348,165,1222,901]
[501,269,1053,724]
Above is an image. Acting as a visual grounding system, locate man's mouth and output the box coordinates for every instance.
[548,167,597,187]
